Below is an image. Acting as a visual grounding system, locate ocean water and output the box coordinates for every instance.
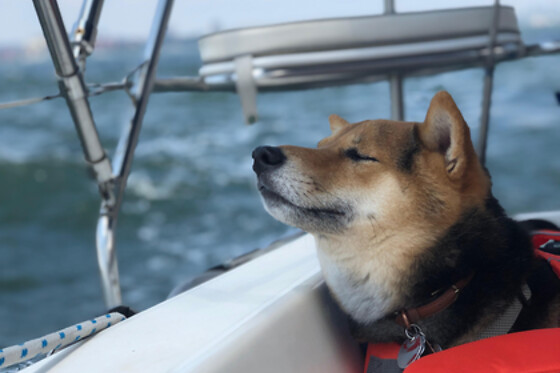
[1,28,559,347]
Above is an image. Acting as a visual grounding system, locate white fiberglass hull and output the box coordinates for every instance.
[23,234,363,373]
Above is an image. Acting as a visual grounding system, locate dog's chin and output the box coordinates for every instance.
[258,183,351,234]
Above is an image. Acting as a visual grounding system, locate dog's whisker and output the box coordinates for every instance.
[369,233,395,247]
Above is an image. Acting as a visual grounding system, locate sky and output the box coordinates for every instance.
[1,0,559,47]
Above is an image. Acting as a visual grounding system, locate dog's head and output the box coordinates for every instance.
[253,91,490,241]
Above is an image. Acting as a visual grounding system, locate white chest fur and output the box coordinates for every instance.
[315,248,394,324]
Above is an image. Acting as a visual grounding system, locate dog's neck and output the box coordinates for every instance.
[315,201,534,347]
[313,203,507,323]
[313,224,443,324]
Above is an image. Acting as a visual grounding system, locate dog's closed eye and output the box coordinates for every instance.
[345,148,379,162]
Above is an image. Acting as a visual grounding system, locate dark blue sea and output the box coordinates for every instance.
[1,28,559,347]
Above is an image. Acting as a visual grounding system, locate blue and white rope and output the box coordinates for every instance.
[0,312,125,370]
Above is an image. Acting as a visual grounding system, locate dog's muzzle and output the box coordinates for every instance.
[252,146,286,176]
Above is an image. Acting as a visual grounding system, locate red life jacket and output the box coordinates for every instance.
[532,230,560,278]
[364,229,560,373]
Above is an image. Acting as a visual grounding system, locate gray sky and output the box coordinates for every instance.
[1,0,559,47]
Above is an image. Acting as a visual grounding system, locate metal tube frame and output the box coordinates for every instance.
[33,0,115,306]
[384,0,395,15]
[32,0,113,195]
[384,0,405,121]
[33,0,174,308]
[146,39,559,94]
[70,0,105,71]
[96,0,175,308]
[476,0,501,165]
[389,74,405,121]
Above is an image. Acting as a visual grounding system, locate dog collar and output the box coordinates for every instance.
[395,273,475,327]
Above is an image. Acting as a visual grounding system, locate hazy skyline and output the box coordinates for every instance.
[1,0,559,47]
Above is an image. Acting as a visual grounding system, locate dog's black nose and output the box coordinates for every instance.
[252,146,286,175]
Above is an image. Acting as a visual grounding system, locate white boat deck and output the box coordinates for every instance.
[23,234,363,373]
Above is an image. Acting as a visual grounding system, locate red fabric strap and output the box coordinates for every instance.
[365,230,560,372]
[532,230,560,277]
[404,329,560,372]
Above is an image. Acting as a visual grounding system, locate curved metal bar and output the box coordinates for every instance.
[96,215,121,306]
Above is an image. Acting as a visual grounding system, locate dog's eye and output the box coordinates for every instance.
[345,148,379,162]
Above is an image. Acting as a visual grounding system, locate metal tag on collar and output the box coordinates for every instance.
[397,324,426,369]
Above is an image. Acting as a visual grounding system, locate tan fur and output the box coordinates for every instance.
[328,114,350,135]
[254,90,558,343]
[257,92,491,321]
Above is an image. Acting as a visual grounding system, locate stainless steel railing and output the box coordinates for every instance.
[32,0,174,308]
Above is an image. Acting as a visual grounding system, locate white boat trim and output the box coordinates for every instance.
[515,211,560,227]
[199,33,520,77]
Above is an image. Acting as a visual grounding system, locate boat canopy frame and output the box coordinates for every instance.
[0,0,559,309]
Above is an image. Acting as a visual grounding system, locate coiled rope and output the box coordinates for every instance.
[0,312,125,370]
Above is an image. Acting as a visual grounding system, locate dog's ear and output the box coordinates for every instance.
[328,114,350,135]
[419,91,476,180]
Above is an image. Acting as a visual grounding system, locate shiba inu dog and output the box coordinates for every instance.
[252,91,560,349]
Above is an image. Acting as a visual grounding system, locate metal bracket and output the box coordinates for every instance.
[234,55,258,124]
